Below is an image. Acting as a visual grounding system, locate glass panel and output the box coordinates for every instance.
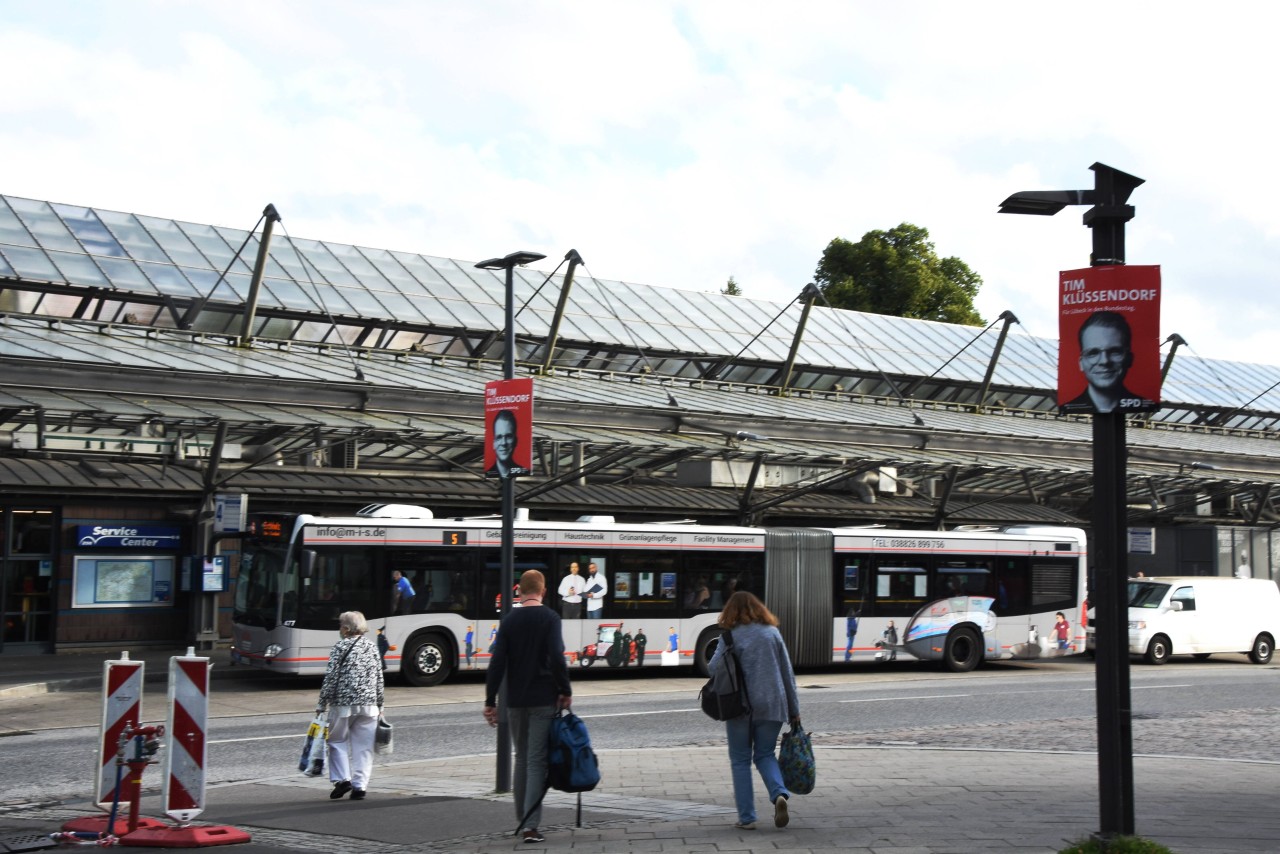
[432,257,500,306]
[7,197,82,252]
[46,250,110,286]
[366,288,427,323]
[0,199,38,248]
[0,251,13,277]
[390,252,450,293]
[268,238,315,281]
[11,509,55,554]
[258,276,322,312]
[181,267,241,302]
[96,257,157,293]
[50,204,128,257]
[95,210,171,262]
[180,223,254,273]
[222,271,254,301]
[291,239,358,285]
[135,261,199,297]
[326,243,392,286]
[0,245,63,281]
[3,558,54,644]
[136,215,213,268]
[327,284,387,317]
[362,248,420,288]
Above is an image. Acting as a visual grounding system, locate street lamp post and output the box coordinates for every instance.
[1000,163,1144,841]
[475,250,546,794]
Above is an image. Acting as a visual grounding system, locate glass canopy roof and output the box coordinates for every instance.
[3,193,1280,432]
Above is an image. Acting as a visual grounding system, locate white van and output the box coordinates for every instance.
[1108,577,1280,664]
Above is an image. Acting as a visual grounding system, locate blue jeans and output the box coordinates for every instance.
[509,705,556,830]
[726,717,787,824]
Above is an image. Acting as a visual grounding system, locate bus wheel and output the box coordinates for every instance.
[693,629,721,678]
[1249,633,1273,664]
[1144,635,1171,665]
[943,627,982,673]
[403,633,453,687]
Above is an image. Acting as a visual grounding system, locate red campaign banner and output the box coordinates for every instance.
[1058,265,1162,415]
[484,377,534,478]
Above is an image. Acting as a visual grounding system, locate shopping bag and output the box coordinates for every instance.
[299,714,327,776]
[374,714,394,755]
[778,722,815,794]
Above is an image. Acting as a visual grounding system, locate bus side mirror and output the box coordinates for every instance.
[300,549,317,580]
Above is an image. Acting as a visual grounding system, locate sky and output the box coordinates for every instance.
[2,1,1277,365]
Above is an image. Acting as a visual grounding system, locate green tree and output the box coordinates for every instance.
[721,275,742,296]
[813,223,984,325]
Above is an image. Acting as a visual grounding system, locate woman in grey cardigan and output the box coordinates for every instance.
[707,591,801,830]
[316,610,384,801]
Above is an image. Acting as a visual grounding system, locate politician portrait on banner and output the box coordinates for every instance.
[484,377,534,478]
[1058,265,1162,416]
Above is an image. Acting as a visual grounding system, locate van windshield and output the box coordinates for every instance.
[1128,581,1169,608]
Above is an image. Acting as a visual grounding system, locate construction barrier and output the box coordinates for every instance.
[163,652,210,822]
[63,653,165,837]
[97,653,143,808]
[63,650,250,848]
[123,649,250,848]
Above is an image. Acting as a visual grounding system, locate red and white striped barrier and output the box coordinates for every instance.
[96,653,143,809]
[163,651,209,822]
[111,648,252,848]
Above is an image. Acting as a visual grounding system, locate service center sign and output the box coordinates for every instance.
[1058,265,1162,415]
[77,525,182,548]
[484,377,534,478]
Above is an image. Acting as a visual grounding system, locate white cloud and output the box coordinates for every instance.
[1,0,1277,364]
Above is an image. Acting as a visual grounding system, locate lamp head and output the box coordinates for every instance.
[475,251,547,270]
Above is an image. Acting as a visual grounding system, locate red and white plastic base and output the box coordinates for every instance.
[115,823,252,848]
[61,814,167,837]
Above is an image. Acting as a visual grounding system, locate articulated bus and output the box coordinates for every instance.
[230,504,1087,685]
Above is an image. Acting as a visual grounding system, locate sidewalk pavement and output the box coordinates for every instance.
[2,648,1278,853]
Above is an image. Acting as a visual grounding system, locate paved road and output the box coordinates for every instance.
[1,649,1278,853]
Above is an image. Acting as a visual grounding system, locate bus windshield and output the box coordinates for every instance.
[234,541,287,628]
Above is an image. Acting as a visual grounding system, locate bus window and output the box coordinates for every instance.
[610,551,678,617]
[483,552,552,615]
[294,547,379,627]
[934,561,995,601]
[834,555,866,618]
[872,561,927,617]
[384,549,476,615]
[685,553,763,612]
[994,559,1029,615]
[234,545,284,628]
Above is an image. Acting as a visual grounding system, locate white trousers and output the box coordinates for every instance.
[327,713,377,790]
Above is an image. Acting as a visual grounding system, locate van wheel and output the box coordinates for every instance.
[1249,633,1274,664]
[403,632,453,686]
[1144,635,1171,665]
[943,627,982,673]
[693,629,721,678]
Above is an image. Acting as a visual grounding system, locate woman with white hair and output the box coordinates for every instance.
[316,610,384,800]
